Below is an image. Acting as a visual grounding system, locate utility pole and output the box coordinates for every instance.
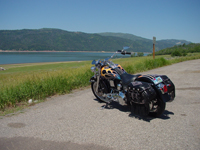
[153,37,156,59]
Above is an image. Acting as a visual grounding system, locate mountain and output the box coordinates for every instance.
[0,29,191,52]
[98,32,191,52]
[98,32,150,42]
[0,28,139,52]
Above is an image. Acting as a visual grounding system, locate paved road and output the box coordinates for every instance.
[0,59,200,150]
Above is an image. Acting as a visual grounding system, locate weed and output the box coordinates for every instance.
[0,53,200,111]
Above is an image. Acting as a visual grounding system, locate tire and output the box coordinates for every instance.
[91,81,109,102]
[149,98,166,117]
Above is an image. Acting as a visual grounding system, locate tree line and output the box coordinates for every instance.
[154,43,200,56]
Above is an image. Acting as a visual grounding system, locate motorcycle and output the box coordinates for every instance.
[90,47,175,117]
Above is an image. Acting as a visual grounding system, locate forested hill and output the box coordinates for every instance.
[98,32,191,52]
[0,28,191,52]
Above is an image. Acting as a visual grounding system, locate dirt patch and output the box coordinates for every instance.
[0,137,113,150]
[7,123,26,128]
[176,87,200,90]
[192,70,200,73]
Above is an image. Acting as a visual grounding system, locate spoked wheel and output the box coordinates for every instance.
[149,98,166,117]
[91,81,109,103]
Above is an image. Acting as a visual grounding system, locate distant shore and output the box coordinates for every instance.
[0,50,113,53]
[0,50,151,54]
[0,50,122,65]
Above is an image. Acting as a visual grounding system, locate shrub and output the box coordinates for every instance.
[171,50,182,57]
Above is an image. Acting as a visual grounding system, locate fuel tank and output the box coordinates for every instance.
[101,64,126,80]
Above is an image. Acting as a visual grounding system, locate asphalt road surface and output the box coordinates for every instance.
[0,59,200,150]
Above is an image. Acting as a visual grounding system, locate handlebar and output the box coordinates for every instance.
[125,52,131,55]
[117,50,131,55]
[92,49,132,65]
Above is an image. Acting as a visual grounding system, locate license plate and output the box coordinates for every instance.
[153,77,163,84]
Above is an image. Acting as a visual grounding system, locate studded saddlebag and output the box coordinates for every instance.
[136,74,175,102]
[128,81,156,104]
[136,74,175,94]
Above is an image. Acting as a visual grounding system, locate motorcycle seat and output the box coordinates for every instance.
[121,73,138,87]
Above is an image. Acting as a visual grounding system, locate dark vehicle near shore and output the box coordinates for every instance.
[90,47,175,117]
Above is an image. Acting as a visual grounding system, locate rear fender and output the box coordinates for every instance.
[155,88,170,102]
[136,74,175,102]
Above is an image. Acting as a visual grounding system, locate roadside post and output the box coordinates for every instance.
[153,37,156,59]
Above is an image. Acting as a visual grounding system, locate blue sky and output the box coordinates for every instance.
[0,0,200,43]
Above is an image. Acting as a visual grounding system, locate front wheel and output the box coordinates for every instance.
[91,81,109,102]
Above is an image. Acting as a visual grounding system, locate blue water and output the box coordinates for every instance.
[0,52,131,65]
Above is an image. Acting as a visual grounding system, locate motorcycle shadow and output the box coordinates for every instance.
[129,110,174,122]
[94,99,174,122]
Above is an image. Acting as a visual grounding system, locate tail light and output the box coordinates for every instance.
[158,83,168,94]
[163,85,168,93]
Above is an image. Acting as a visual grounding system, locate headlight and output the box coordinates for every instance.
[91,66,96,72]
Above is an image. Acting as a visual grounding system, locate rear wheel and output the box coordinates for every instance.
[149,98,166,117]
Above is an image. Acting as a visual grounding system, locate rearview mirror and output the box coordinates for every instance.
[92,60,96,64]
[123,46,129,50]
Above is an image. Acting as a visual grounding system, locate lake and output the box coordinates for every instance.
[0,52,132,65]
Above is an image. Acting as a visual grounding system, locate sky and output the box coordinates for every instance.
[0,0,200,43]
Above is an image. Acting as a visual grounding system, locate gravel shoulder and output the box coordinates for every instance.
[0,59,200,150]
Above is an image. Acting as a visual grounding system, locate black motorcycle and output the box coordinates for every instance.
[90,48,175,117]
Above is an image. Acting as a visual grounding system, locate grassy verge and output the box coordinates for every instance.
[1,53,200,113]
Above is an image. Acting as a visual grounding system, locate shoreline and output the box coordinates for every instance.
[0,50,151,54]
[0,60,85,68]
[0,50,113,53]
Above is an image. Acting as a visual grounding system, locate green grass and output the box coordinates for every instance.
[1,53,200,112]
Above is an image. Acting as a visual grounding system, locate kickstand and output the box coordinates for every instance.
[101,103,110,110]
